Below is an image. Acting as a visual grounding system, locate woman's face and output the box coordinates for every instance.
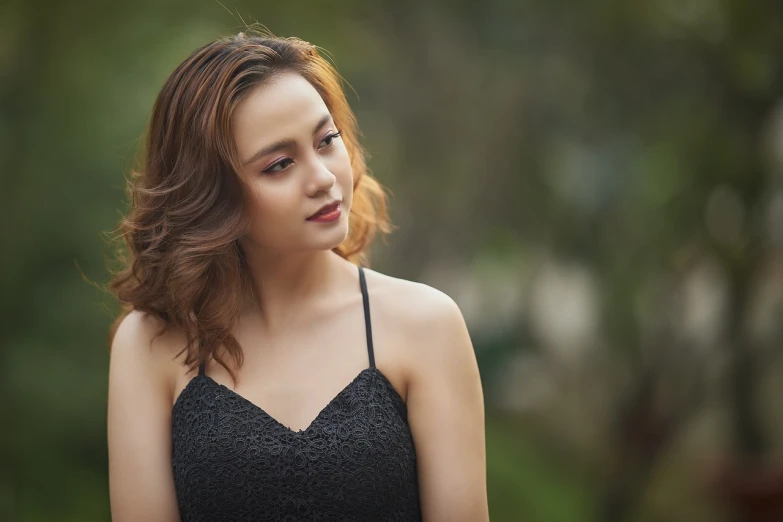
[232,71,353,255]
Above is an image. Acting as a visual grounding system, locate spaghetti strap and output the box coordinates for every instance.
[358,266,376,368]
[198,361,206,377]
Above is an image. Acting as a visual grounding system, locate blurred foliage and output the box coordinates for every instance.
[3,0,783,521]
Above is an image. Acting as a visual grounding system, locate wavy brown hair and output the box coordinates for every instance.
[108,31,391,379]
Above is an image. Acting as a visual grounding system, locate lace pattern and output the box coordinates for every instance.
[171,367,422,521]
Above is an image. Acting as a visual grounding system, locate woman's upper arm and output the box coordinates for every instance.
[405,290,489,522]
[107,311,181,522]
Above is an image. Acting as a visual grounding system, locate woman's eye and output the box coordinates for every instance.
[263,158,293,174]
[261,132,341,174]
[319,131,342,149]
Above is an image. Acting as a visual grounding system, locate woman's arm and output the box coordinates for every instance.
[406,290,490,522]
[107,311,181,522]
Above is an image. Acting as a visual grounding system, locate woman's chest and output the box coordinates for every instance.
[171,370,419,519]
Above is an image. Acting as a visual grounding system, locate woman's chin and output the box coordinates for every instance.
[307,224,350,251]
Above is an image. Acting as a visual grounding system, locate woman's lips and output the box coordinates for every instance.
[306,202,341,222]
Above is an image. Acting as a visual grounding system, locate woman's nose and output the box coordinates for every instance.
[305,159,337,196]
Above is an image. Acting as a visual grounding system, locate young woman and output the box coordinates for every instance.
[107,31,488,522]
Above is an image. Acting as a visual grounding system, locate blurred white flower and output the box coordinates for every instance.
[528,259,600,361]
[675,257,728,349]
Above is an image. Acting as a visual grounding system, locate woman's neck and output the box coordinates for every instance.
[241,248,350,331]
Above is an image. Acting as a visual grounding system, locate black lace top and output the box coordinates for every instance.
[171,267,422,521]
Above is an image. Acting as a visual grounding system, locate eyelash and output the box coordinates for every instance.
[262,131,342,175]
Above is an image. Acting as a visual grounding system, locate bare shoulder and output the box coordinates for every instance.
[108,310,185,521]
[363,267,487,520]
[363,268,487,519]
[112,310,183,361]
[112,310,163,351]
[363,267,461,320]
[361,268,471,365]
[110,310,185,398]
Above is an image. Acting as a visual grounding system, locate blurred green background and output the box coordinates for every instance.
[3,1,783,521]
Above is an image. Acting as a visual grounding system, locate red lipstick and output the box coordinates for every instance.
[307,201,341,223]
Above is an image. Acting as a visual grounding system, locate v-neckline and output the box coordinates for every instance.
[198,367,377,435]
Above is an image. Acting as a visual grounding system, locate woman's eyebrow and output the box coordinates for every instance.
[242,113,333,166]
[311,113,333,134]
